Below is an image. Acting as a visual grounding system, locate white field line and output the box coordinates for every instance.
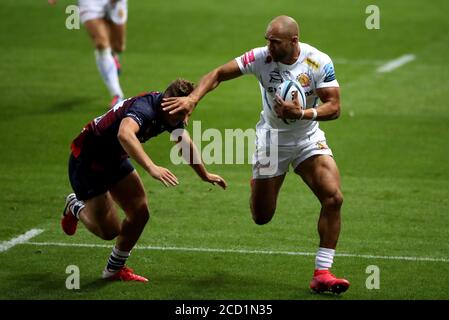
[333,58,385,65]
[0,229,45,252]
[23,241,449,263]
[376,54,416,73]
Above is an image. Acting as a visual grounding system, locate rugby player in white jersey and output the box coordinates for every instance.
[162,16,350,294]
[49,0,127,107]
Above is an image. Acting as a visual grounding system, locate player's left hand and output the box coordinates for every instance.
[274,91,303,120]
[162,96,196,117]
[203,173,227,190]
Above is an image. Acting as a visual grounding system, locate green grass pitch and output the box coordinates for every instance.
[0,0,448,300]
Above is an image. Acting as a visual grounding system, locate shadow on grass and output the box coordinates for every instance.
[81,277,111,292]
[3,271,348,300]
[152,271,345,300]
[296,288,346,300]
[47,97,98,113]
[3,272,113,299]
[4,272,71,299]
[0,96,98,122]
[191,271,347,300]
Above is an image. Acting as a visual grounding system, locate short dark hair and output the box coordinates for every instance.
[164,78,195,98]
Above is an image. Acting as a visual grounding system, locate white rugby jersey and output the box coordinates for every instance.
[235,42,339,136]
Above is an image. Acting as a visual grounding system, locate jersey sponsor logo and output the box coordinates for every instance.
[305,89,314,96]
[267,86,277,95]
[297,73,311,87]
[282,70,292,79]
[268,70,282,83]
[323,63,336,82]
[305,57,320,70]
[241,50,255,67]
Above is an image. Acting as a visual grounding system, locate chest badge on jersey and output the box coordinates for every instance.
[297,73,311,88]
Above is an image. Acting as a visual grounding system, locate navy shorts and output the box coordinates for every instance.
[68,153,135,201]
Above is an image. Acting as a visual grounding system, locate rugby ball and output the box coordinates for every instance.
[277,79,306,109]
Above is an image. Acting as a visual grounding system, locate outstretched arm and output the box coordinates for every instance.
[161,59,242,116]
[173,130,227,189]
[118,117,179,187]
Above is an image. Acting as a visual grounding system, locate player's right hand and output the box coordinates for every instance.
[149,166,179,187]
[161,96,196,116]
[203,173,227,190]
[274,91,303,120]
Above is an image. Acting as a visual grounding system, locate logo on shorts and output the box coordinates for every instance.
[118,9,125,19]
[297,73,311,87]
[316,141,328,150]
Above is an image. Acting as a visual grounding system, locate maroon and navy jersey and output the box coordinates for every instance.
[71,92,184,162]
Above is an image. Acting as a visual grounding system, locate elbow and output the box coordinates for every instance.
[117,131,125,143]
[215,67,229,84]
[332,101,341,120]
[199,69,221,92]
[117,130,130,145]
[215,68,223,85]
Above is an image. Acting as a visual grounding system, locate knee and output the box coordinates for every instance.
[129,204,150,225]
[253,215,273,225]
[251,206,275,225]
[138,208,150,225]
[112,43,125,54]
[322,190,344,209]
[94,36,110,51]
[95,43,109,51]
[99,228,120,241]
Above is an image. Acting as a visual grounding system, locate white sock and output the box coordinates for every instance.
[94,48,124,98]
[71,200,85,220]
[102,247,131,278]
[315,247,335,270]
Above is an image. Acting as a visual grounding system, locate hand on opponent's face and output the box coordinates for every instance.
[162,96,196,116]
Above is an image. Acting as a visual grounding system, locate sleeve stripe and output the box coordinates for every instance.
[125,114,143,127]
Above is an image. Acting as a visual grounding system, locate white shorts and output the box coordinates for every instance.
[78,0,128,25]
[252,128,333,179]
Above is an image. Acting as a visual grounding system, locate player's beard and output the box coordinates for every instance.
[270,48,289,63]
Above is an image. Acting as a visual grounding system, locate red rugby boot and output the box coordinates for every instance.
[103,266,148,283]
[310,269,350,294]
[61,193,79,236]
